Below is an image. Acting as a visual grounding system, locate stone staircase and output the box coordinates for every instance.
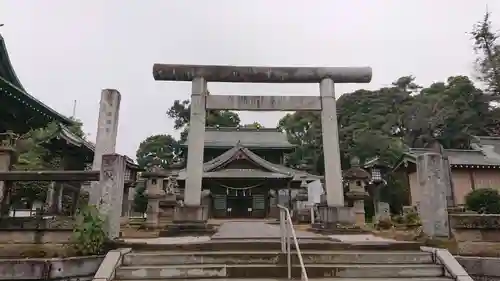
[113,248,452,281]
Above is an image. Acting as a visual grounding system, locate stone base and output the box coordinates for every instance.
[159,223,216,237]
[159,205,214,236]
[318,205,355,225]
[312,205,363,233]
[173,205,208,223]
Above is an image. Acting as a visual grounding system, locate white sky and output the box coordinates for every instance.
[1,0,499,158]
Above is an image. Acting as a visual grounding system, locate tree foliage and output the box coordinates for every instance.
[472,11,500,97]
[136,134,180,169]
[9,121,86,208]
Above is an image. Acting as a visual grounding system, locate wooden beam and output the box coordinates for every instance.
[0,170,100,181]
[152,64,372,83]
[205,95,322,111]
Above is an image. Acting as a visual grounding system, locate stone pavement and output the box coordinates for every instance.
[122,221,398,244]
[212,221,323,239]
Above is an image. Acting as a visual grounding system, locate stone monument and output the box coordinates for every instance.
[376,202,391,222]
[416,152,450,238]
[89,89,121,205]
[152,64,372,226]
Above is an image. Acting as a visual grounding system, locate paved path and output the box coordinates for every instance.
[124,236,211,244]
[212,221,323,239]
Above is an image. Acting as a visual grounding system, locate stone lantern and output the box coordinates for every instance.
[343,157,370,226]
[142,167,167,228]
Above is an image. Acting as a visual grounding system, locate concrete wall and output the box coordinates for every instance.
[0,255,104,280]
[410,169,500,206]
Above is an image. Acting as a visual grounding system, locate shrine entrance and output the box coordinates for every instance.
[211,183,268,219]
[226,190,253,218]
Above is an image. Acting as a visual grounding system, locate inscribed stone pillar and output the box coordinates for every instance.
[319,78,344,206]
[97,154,126,239]
[416,153,450,238]
[89,89,121,206]
[184,77,207,206]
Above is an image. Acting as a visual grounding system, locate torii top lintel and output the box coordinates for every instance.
[152,64,372,84]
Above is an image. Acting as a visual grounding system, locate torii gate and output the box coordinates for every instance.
[152,64,372,224]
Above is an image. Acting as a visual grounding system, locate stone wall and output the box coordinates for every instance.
[457,256,500,281]
[450,214,500,256]
[0,255,104,280]
[0,229,73,244]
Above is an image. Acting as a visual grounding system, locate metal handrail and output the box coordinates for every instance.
[277,204,309,281]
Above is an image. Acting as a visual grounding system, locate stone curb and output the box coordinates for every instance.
[421,246,473,281]
[92,248,131,281]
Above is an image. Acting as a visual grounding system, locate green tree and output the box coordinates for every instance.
[242,122,264,129]
[136,134,179,169]
[471,11,500,97]
[132,180,148,213]
[167,99,241,130]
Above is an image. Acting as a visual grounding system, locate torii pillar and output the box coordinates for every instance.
[152,64,372,224]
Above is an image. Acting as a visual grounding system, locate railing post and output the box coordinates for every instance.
[310,205,315,225]
[287,216,291,280]
[280,209,286,253]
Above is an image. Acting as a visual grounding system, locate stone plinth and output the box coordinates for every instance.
[158,194,177,227]
[450,214,500,256]
[311,204,365,234]
[97,154,126,239]
[173,205,209,223]
[159,205,215,236]
[346,191,369,226]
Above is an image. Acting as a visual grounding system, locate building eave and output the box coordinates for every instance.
[0,34,73,126]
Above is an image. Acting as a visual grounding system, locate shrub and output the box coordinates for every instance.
[376,218,393,230]
[71,205,108,256]
[465,188,500,214]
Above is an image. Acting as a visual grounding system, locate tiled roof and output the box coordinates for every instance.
[398,146,500,168]
[182,127,294,149]
[177,143,321,181]
[408,148,500,166]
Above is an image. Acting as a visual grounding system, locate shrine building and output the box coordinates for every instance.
[174,127,322,219]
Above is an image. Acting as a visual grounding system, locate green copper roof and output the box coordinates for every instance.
[0,33,73,126]
[182,127,294,149]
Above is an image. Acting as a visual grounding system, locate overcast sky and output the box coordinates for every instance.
[0,0,499,158]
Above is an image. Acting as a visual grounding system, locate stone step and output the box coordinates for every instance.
[115,277,453,281]
[115,264,444,279]
[123,251,433,266]
[114,239,421,252]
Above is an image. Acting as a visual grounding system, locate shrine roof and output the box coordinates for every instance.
[393,144,500,171]
[176,143,321,181]
[53,124,139,169]
[0,33,74,128]
[181,127,294,150]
